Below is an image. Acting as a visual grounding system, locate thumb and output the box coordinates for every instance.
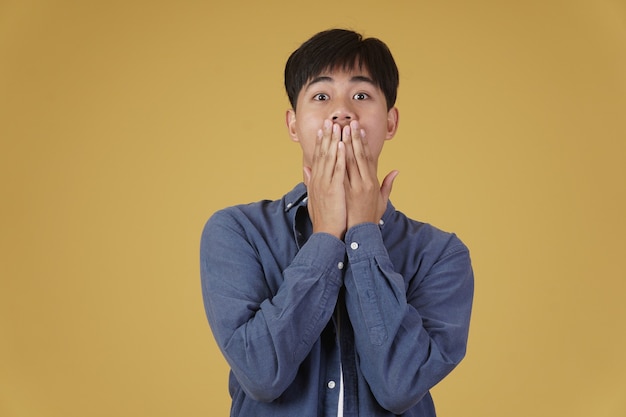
[380,170,399,202]
[303,167,312,186]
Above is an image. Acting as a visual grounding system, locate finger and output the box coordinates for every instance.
[321,122,342,182]
[380,170,399,202]
[334,140,346,183]
[303,166,312,186]
[332,121,342,147]
[349,121,373,177]
[342,124,358,182]
[315,119,333,163]
[311,120,334,182]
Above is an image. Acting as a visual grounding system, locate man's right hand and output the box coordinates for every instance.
[303,119,348,239]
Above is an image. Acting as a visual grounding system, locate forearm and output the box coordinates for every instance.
[343,223,474,414]
[201,212,346,401]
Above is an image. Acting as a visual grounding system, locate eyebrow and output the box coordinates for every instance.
[305,75,375,90]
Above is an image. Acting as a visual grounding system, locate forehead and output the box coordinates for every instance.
[303,66,375,90]
[315,61,372,80]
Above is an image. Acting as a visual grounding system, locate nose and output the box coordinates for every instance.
[331,100,355,127]
[332,114,351,127]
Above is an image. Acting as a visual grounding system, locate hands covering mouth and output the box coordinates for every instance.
[303,119,399,240]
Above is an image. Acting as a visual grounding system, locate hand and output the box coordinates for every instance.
[303,120,348,239]
[342,121,398,229]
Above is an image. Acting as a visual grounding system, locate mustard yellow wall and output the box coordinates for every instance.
[1,1,625,416]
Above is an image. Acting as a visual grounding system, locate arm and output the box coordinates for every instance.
[200,209,345,402]
[338,120,472,412]
[343,223,473,414]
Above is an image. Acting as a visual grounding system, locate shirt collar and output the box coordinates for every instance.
[283,182,308,212]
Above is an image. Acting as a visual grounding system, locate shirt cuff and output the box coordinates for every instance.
[344,222,387,263]
[292,233,347,282]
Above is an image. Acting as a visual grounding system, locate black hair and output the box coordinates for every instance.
[284,29,399,111]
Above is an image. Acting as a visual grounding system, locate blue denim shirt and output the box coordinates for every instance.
[200,183,473,417]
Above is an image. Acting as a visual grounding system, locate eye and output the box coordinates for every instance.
[353,92,369,100]
[313,93,329,101]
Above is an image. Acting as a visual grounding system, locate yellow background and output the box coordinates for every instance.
[1,0,625,416]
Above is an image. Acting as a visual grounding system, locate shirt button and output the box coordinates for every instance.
[337,262,344,270]
[379,219,385,226]
[350,242,359,250]
[327,380,336,389]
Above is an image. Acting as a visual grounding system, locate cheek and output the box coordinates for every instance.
[368,141,385,160]
[298,137,317,167]
[361,124,387,156]
[302,146,314,167]
[295,119,322,166]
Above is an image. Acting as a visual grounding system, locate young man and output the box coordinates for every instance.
[200,29,474,417]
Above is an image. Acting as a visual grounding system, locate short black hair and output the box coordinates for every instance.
[284,29,399,111]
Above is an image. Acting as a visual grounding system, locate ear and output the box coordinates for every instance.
[286,109,299,142]
[385,107,399,140]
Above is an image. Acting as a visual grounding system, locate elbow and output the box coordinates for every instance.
[375,388,428,415]
[368,373,431,414]
[231,369,291,403]
[244,386,283,403]
[373,361,461,414]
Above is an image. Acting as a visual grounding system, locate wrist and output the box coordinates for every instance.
[313,226,345,240]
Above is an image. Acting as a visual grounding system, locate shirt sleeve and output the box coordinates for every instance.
[200,209,345,402]
[343,222,474,414]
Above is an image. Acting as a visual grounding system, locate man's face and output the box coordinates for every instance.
[286,67,399,170]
